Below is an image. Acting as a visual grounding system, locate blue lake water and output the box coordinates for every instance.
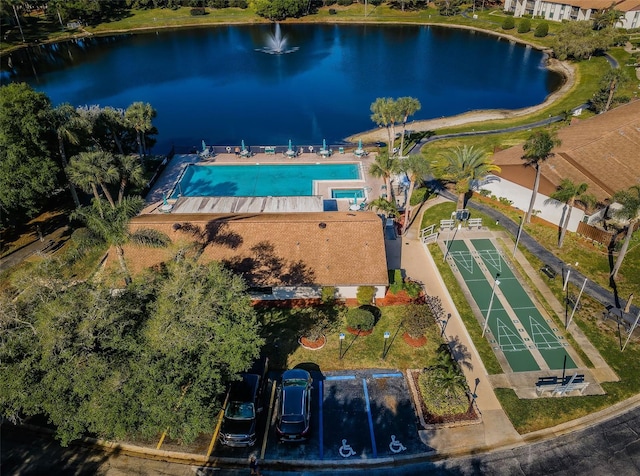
[173,163,361,197]
[2,24,561,152]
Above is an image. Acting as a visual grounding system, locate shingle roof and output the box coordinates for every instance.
[127,212,389,287]
[492,101,640,203]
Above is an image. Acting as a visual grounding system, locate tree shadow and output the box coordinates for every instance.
[223,241,315,287]
[447,335,474,372]
[607,233,621,308]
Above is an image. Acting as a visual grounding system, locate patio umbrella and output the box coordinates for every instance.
[288,139,293,152]
[322,139,327,151]
[241,139,246,152]
[162,193,168,206]
[202,140,207,152]
[358,139,363,150]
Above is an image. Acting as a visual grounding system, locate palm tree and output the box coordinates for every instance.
[400,155,432,234]
[592,5,625,30]
[368,152,400,201]
[601,69,628,113]
[611,185,640,279]
[396,97,421,157]
[49,103,86,208]
[97,106,127,155]
[370,97,399,155]
[367,197,399,218]
[550,179,596,248]
[125,102,156,160]
[71,197,169,286]
[67,151,119,208]
[115,154,145,205]
[434,146,500,210]
[521,131,561,224]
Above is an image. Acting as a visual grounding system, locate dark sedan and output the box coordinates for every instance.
[276,369,312,442]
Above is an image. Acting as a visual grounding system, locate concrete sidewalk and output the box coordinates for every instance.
[386,197,524,454]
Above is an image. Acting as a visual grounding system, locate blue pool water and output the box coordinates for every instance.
[331,188,365,199]
[172,163,361,197]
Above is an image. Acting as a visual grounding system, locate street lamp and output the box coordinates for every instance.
[563,262,578,292]
[566,276,587,330]
[443,223,462,263]
[482,273,501,338]
[513,212,524,257]
[382,331,390,359]
[339,333,345,360]
[440,313,451,338]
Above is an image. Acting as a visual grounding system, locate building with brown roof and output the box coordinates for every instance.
[120,211,389,301]
[481,100,640,230]
[504,0,640,28]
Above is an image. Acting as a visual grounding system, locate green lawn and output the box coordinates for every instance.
[259,305,443,372]
[417,201,640,433]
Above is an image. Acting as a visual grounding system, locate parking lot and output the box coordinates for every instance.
[212,368,424,462]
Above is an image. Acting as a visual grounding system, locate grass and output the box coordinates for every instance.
[417,202,640,433]
[259,305,442,372]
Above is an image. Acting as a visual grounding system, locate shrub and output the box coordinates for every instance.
[418,370,469,416]
[534,22,549,37]
[502,17,515,30]
[321,286,337,304]
[303,306,341,341]
[346,307,375,331]
[190,7,206,15]
[410,186,429,206]
[328,8,337,14]
[337,0,352,5]
[228,0,248,7]
[356,285,376,305]
[479,189,491,197]
[404,280,423,299]
[498,197,513,206]
[517,18,531,33]
[402,303,433,338]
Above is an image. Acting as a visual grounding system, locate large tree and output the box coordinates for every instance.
[550,179,596,248]
[610,185,640,279]
[434,145,500,210]
[552,21,614,60]
[125,101,157,160]
[71,197,169,285]
[49,103,89,208]
[400,155,431,234]
[0,83,59,224]
[521,131,561,224]
[67,151,119,208]
[368,152,400,202]
[396,97,421,157]
[0,258,262,445]
[591,69,629,114]
[370,97,399,155]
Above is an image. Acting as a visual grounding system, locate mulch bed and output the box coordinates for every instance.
[299,335,326,350]
[402,332,427,347]
[409,370,479,426]
[346,326,373,336]
[379,290,422,305]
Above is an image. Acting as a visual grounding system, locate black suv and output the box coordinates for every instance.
[276,369,312,442]
[219,373,261,447]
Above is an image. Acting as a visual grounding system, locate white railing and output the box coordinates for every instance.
[420,224,438,244]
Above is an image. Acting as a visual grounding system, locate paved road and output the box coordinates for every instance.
[3,404,640,475]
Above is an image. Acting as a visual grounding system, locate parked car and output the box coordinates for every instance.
[219,373,261,447]
[276,369,312,442]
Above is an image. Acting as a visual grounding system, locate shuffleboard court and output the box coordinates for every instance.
[447,240,540,372]
[471,239,576,371]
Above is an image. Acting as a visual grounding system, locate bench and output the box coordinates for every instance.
[540,265,557,280]
[440,219,455,230]
[553,382,590,396]
[535,376,559,396]
[468,218,482,229]
[264,146,276,155]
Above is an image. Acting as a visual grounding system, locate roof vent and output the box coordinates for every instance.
[319,222,327,229]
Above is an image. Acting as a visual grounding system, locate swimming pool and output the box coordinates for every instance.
[331,188,365,199]
[171,163,361,198]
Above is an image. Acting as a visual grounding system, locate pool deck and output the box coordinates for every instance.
[145,151,390,214]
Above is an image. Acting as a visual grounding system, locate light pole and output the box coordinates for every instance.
[339,333,345,360]
[513,213,524,257]
[563,262,578,292]
[566,276,587,330]
[440,313,451,338]
[443,223,461,263]
[622,310,640,352]
[382,331,390,359]
[482,273,501,338]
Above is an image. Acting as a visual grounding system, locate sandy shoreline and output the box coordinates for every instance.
[347,57,577,143]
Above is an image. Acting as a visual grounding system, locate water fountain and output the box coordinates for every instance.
[256,23,299,55]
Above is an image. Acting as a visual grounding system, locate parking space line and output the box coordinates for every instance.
[325,375,356,381]
[260,380,277,460]
[372,373,403,379]
[362,378,377,458]
[318,379,324,460]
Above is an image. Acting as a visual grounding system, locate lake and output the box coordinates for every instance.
[1,24,562,152]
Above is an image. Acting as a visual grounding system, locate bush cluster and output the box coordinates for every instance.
[517,18,531,34]
[346,307,375,331]
[356,285,376,305]
[534,22,549,37]
[402,303,434,338]
[502,17,515,30]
